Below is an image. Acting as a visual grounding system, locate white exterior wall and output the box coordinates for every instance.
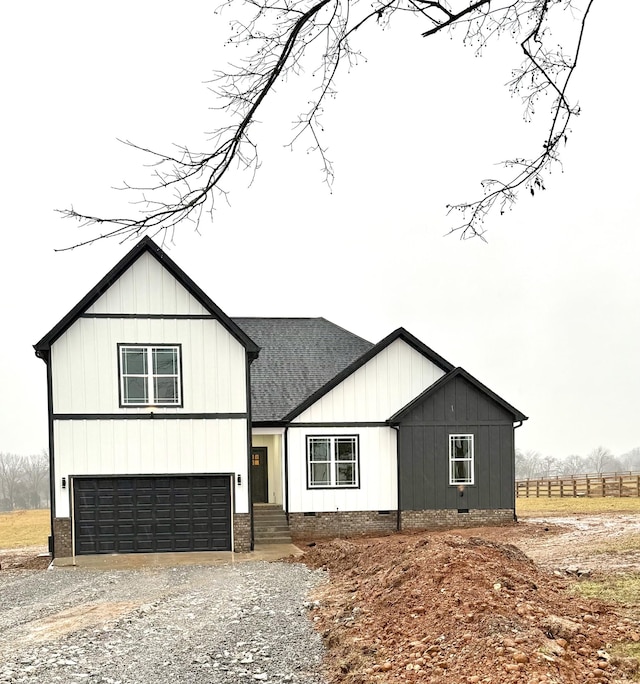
[51,318,247,414]
[53,419,249,517]
[287,426,397,512]
[293,339,446,422]
[49,250,252,522]
[85,252,209,315]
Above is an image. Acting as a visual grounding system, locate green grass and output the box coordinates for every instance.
[516,496,640,517]
[0,509,50,549]
[573,575,640,606]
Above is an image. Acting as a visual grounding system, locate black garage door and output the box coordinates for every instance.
[73,475,232,555]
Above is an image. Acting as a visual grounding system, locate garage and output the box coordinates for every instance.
[73,475,232,555]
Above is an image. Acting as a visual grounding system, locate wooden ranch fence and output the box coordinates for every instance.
[516,472,640,498]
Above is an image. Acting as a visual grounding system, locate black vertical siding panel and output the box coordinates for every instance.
[477,389,489,421]
[501,424,515,508]
[475,425,488,509]
[422,393,433,424]
[434,385,445,423]
[445,381,456,424]
[468,384,478,422]
[426,426,437,509]
[397,375,517,512]
[412,426,426,509]
[432,425,445,509]
[399,428,414,509]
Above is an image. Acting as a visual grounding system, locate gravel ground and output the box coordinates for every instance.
[0,562,328,684]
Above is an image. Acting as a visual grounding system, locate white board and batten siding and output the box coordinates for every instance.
[85,251,209,315]
[289,339,444,513]
[53,419,249,518]
[51,318,247,414]
[287,427,397,513]
[50,250,251,518]
[292,338,446,423]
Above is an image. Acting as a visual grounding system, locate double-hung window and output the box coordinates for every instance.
[307,436,359,488]
[119,345,182,406]
[449,434,474,485]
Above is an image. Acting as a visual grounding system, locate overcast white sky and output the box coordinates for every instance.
[1,1,638,460]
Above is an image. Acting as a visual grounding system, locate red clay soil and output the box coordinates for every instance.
[297,531,640,684]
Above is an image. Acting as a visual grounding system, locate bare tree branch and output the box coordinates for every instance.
[58,0,597,248]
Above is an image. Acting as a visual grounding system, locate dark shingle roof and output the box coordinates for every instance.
[232,318,374,422]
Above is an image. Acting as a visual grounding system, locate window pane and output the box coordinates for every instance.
[309,439,330,461]
[336,463,355,486]
[454,438,470,459]
[123,349,147,375]
[311,463,330,486]
[154,377,178,403]
[124,377,147,404]
[336,438,356,461]
[453,460,471,483]
[153,348,177,375]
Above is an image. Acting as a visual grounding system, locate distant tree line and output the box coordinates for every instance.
[515,446,640,480]
[0,452,49,511]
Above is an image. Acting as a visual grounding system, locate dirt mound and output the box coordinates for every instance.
[298,532,640,683]
[0,548,50,571]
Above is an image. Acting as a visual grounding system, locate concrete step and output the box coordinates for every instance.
[253,505,291,543]
[254,516,289,525]
[255,532,293,543]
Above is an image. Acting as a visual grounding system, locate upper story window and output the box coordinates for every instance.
[306,435,359,489]
[449,434,474,485]
[119,345,182,407]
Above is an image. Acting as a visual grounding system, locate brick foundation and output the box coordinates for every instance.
[289,510,398,539]
[288,508,515,539]
[233,513,251,552]
[401,508,515,529]
[53,517,72,558]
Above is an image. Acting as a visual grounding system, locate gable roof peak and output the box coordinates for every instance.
[388,366,528,423]
[281,326,454,422]
[34,237,259,357]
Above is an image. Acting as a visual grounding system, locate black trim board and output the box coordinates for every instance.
[282,328,455,422]
[388,366,528,423]
[81,313,215,320]
[53,413,248,420]
[245,351,255,551]
[290,422,389,428]
[71,471,236,480]
[33,236,260,359]
[46,356,56,553]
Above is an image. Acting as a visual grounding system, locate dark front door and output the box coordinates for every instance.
[73,475,232,555]
[251,447,268,503]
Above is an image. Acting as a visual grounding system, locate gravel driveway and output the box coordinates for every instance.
[0,562,328,683]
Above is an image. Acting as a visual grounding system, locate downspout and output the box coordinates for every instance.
[391,424,401,532]
[37,350,56,558]
[512,420,524,522]
[284,426,289,523]
[245,352,255,551]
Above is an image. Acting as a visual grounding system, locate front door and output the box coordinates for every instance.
[251,447,268,503]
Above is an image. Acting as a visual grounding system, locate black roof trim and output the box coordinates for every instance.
[33,237,260,357]
[282,327,455,422]
[388,366,528,423]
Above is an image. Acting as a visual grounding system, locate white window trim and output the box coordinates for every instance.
[119,345,182,407]
[306,435,359,489]
[449,434,474,486]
